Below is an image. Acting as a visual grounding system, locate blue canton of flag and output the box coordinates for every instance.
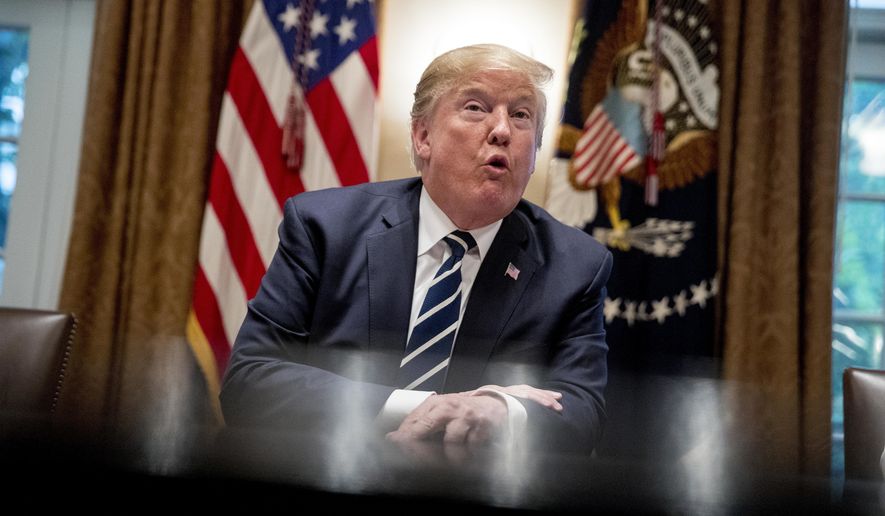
[266,0,376,89]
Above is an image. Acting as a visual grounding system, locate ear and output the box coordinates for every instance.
[411,119,431,161]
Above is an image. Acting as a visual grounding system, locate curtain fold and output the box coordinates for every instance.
[58,0,252,445]
[717,0,846,475]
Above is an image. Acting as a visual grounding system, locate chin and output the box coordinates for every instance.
[475,197,518,222]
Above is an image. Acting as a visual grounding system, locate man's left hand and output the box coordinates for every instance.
[471,384,563,413]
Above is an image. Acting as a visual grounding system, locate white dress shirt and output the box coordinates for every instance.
[375,187,527,443]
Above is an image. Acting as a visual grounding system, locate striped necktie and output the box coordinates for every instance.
[398,230,477,392]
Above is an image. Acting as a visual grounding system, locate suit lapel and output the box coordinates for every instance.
[445,210,540,392]
[367,183,420,380]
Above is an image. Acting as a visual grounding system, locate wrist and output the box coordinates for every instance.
[470,387,528,446]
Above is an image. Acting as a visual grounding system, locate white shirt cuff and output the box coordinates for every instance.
[375,389,435,433]
[470,387,527,447]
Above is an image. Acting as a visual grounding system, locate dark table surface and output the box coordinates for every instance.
[2,413,883,515]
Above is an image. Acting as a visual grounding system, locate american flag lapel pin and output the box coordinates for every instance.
[505,262,520,280]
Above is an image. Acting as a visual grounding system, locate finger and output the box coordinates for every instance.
[541,391,562,411]
[386,430,412,443]
[443,440,471,465]
[466,423,492,446]
[540,389,563,399]
[397,396,462,439]
[508,385,563,410]
[521,391,563,412]
[543,396,564,412]
[396,412,444,439]
[442,418,472,444]
[514,385,562,399]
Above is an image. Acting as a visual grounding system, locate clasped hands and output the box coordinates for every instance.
[386,384,562,447]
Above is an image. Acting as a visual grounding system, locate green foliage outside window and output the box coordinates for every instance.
[0,27,28,286]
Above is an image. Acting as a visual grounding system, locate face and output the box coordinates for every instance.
[412,69,540,230]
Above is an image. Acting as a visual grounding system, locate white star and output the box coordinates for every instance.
[334,16,358,45]
[688,15,698,27]
[709,43,718,54]
[679,101,689,112]
[674,9,685,21]
[604,297,621,324]
[709,275,719,296]
[278,3,300,32]
[637,301,648,321]
[347,0,364,8]
[666,119,677,130]
[700,26,710,39]
[299,48,321,70]
[310,12,329,38]
[650,297,673,324]
[686,114,697,127]
[690,280,710,308]
[674,290,689,316]
[623,301,637,327]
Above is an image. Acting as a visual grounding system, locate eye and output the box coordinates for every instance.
[512,109,532,120]
[465,102,484,112]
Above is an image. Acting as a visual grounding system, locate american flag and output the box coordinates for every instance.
[187,0,378,401]
[571,89,645,189]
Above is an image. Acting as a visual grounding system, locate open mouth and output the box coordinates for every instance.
[485,155,509,171]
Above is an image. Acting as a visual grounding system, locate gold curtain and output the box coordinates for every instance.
[58,0,252,442]
[717,0,846,475]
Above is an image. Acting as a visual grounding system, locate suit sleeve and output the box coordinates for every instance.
[219,197,395,433]
[522,249,613,453]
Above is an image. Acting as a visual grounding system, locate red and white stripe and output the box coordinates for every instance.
[189,1,378,389]
[572,104,642,189]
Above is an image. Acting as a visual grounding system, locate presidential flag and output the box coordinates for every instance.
[187,0,379,404]
[545,0,720,462]
[546,0,719,375]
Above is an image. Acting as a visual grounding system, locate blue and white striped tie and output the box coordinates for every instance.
[399,230,477,391]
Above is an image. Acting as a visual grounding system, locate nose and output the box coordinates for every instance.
[487,107,511,146]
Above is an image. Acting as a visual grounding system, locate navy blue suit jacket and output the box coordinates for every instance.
[220,178,612,452]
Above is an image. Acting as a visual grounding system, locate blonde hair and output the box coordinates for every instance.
[409,44,553,171]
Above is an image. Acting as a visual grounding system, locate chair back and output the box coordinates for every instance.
[843,367,885,481]
[0,307,76,415]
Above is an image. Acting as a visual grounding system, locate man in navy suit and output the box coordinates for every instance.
[220,44,612,453]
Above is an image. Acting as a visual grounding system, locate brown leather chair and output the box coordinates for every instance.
[843,367,885,482]
[0,307,76,416]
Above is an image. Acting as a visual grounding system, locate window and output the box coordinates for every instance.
[0,1,94,309]
[0,27,28,293]
[831,1,885,482]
